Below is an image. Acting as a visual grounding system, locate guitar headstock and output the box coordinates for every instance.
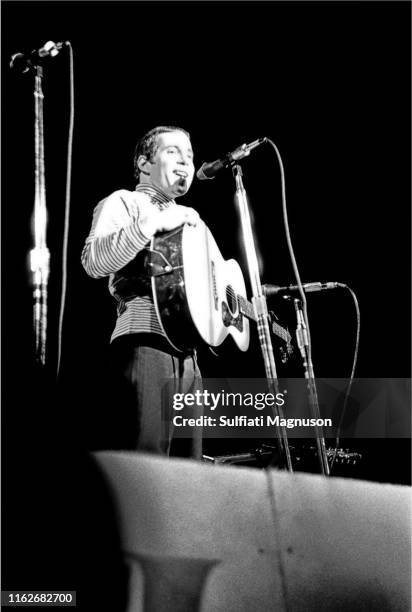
[278,337,294,364]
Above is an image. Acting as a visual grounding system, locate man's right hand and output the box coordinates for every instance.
[157,205,200,232]
[140,204,200,238]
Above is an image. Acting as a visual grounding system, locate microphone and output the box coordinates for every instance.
[263,282,346,296]
[196,137,266,180]
[10,41,68,73]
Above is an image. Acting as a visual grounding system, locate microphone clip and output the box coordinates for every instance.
[196,137,267,181]
[230,137,267,164]
[10,41,68,74]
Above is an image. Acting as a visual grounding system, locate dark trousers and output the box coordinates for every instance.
[111,334,203,458]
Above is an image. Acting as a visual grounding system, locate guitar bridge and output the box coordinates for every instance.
[222,302,244,331]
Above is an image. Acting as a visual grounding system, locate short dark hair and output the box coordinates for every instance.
[133,125,191,180]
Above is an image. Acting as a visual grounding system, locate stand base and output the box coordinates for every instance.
[202,443,362,476]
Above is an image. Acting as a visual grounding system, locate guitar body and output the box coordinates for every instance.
[151,221,250,353]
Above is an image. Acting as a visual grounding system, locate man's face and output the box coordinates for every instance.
[144,131,195,198]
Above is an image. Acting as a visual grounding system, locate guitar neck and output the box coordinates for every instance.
[238,295,291,345]
[238,295,256,322]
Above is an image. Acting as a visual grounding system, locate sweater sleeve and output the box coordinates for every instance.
[81,190,158,278]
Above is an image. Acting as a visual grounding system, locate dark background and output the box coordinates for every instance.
[2,0,411,604]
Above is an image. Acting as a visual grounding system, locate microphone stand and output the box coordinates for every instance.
[232,164,293,472]
[294,299,329,475]
[30,64,50,365]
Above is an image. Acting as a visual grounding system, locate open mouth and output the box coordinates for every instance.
[174,170,188,179]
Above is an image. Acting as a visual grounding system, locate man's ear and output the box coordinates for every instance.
[137,154,151,176]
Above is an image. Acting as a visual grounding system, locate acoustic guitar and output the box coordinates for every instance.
[149,221,292,356]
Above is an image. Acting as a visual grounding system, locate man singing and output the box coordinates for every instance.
[81,126,202,456]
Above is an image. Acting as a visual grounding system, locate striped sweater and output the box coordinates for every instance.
[81,184,176,342]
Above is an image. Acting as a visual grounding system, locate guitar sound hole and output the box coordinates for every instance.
[226,286,238,315]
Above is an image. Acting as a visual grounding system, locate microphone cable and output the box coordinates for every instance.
[265,138,323,433]
[56,41,74,378]
[329,284,360,472]
[265,138,314,359]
